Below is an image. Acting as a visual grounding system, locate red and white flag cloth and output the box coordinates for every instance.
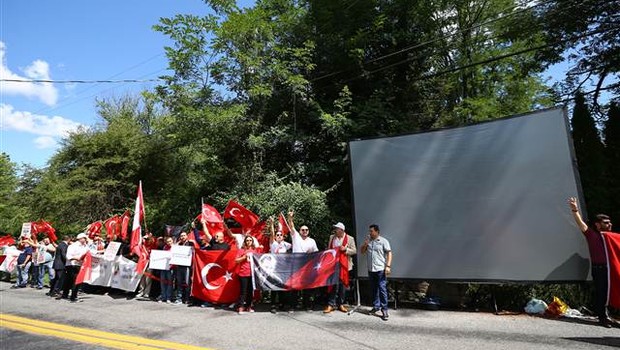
[120,210,131,241]
[130,181,145,256]
[0,235,16,247]
[191,249,240,304]
[223,200,259,232]
[278,213,290,236]
[202,203,223,223]
[30,220,58,242]
[603,231,620,308]
[104,215,122,240]
[86,221,103,239]
[75,251,93,285]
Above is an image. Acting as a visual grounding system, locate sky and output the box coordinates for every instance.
[0,0,230,168]
[0,1,576,169]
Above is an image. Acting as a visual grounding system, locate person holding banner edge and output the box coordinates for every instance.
[568,197,618,328]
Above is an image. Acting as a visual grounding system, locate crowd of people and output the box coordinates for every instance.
[4,211,394,321]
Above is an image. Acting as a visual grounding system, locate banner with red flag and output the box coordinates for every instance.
[31,220,57,242]
[251,250,345,291]
[75,251,93,285]
[130,181,145,256]
[202,203,223,223]
[86,221,103,239]
[191,249,241,304]
[223,200,259,231]
[135,245,150,274]
[0,235,16,247]
[120,210,131,241]
[603,232,620,308]
[104,215,121,240]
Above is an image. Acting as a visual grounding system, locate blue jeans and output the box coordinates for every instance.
[16,262,32,286]
[37,263,54,288]
[328,281,346,307]
[369,270,388,311]
[160,270,173,302]
[175,266,191,302]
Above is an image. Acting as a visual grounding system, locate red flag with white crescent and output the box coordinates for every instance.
[191,250,240,304]
[75,251,93,285]
[201,204,223,223]
[120,210,131,241]
[223,200,259,232]
[278,213,290,237]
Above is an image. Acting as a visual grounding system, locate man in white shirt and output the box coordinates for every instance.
[287,210,318,310]
[58,233,89,302]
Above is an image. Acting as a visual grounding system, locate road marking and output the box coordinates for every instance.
[0,313,215,350]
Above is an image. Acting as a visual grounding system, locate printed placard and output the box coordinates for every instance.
[169,245,193,266]
[149,250,172,270]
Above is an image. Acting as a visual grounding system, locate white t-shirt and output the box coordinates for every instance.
[291,229,318,253]
[270,241,292,254]
[66,242,90,267]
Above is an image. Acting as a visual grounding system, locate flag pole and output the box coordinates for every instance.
[140,181,149,234]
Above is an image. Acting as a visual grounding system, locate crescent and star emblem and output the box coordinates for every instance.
[315,249,337,270]
[229,207,244,218]
[202,263,233,290]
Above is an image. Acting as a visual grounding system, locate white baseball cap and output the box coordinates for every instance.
[76,233,88,239]
[333,222,345,231]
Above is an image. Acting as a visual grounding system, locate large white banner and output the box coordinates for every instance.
[85,255,142,292]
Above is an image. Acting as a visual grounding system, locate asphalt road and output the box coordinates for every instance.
[0,281,618,350]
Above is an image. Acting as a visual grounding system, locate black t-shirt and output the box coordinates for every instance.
[207,238,230,251]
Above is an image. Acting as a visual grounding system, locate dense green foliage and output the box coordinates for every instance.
[1,0,618,311]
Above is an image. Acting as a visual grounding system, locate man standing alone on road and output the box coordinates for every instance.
[361,224,392,321]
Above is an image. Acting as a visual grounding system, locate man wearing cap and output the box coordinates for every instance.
[324,222,356,313]
[58,233,89,302]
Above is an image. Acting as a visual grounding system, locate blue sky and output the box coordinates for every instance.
[0,0,224,168]
[0,1,575,168]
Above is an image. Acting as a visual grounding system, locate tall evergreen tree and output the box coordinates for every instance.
[603,102,620,220]
[571,92,607,218]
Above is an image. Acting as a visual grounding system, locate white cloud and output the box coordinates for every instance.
[33,136,57,149]
[0,103,84,149]
[0,41,59,106]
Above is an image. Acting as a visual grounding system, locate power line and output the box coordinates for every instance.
[1,78,161,84]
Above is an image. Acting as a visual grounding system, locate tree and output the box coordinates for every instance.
[603,102,620,219]
[571,92,607,217]
[0,153,23,234]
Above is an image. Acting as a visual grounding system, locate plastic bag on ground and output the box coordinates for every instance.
[524,298,548,314]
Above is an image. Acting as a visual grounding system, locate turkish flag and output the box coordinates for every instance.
[130,181,145,256]
[202,204,223,223]
[120,210,131,241]
[31,220,57,242]
[251,250,343,291]
[104,215,121,240]
[86,221,103,239]
[191,249,240,304]
[278,213,290,236]
[248,221,268,253]
[135,245,150,274]
[223,200,259,231]
[0,235,16,247]
[603,232,620,308]
[75,251,93,285]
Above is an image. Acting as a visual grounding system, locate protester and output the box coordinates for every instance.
[361,224,392,321]
[202,219,231,251]
[57,233,89,302]
[324,222,356,313]
[34,236,56,290]
[47,235,70,297]
[235,235,256,314]
[137,234,157,299]
[12,237,34,288]
[173,232,193,305]
[159,236,174,304]
[568,197,617,328]
[269,218,293,313]
[287,210,318,311]
[88,235,105,254]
